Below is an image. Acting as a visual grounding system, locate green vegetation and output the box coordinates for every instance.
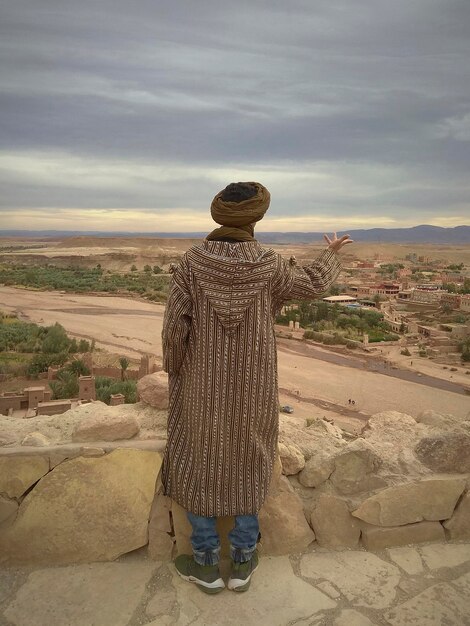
[0,263,170,301]
[276,300,399,344]
[95,376,138,404]
[442,278,470,294]
[459,338,470,363]
[0,313,92,377]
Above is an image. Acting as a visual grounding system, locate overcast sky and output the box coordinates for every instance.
[1,0,469,232]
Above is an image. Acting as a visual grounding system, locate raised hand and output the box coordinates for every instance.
[323,232,354,253]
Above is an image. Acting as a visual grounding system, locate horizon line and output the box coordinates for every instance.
[1,224,469,235]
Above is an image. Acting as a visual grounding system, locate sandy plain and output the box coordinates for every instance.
[1,285,468,422]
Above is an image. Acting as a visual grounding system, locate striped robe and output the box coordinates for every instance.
[160,240,341,516]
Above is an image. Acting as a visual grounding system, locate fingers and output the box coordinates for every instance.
[323,234,332,244]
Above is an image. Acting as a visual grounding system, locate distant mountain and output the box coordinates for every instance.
[1,225,469,244]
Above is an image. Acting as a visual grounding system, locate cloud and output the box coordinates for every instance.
[1,0,469,230]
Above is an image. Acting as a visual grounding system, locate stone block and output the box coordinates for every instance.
[21,432,50,447]
[360,520,445,550]
[298,451,334,488]
[278,442,305,475]
[443,490,470,539]
[72,413,139,442]
[0,449,162,565]
[258,476,315,555]
[48,449,81,469]
[414,433,470,473]
[352,476,466,526]
[0,494,18,526]
[0,456,49,498]
[137,372,169,409]
[310,494,360,549]
[329,439,385,495]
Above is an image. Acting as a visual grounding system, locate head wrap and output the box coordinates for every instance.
[211,182,270,227]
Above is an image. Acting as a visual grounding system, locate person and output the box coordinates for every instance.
[160,181,353,594]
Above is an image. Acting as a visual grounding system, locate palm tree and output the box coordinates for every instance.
[66,359,90,376]
[119,357,130,381]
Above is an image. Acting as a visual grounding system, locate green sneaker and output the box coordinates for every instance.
[227,549,259,592]
[174,554,225,594]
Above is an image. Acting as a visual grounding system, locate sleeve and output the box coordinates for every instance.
[161,257,193,375]
[271,247,342,307]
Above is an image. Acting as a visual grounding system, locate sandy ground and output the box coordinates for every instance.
[1,286,469,422]
[381,343,470,386]
[1,287,164,359]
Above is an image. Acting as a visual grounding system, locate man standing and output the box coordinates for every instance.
[161,182,352,593]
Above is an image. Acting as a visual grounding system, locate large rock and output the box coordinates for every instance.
[443,490,470,539]
[0,494,18,525]
[352,476,466,526]
[258,475,316,555]
[298,451,335,488]
[0,449,162,564]
[72,412,139,442]
[329,439,385,495]
[278,442,305,475]
[0,456,49,498]
[137,372,169,409]
[360,520,445,550]
[361,411,426,474]
[416,409,467,430]
[278,415,345,461]
[414,433,470,473]
[21,432,50,447]
[310,494,360,548]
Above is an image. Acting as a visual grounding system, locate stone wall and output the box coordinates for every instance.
[0,400,469,566]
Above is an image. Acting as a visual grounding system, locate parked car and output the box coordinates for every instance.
[281,405,294,414]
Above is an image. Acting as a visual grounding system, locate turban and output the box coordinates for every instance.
[210,182,270,227]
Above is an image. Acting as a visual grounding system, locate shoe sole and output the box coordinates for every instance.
[175,569,225,594]
[227,562,259,592]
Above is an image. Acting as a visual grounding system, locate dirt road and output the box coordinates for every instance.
[1,286,468,419]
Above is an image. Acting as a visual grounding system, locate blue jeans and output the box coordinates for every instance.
[186,511,260,566]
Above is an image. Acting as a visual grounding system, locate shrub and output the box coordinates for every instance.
[401,348,411,356]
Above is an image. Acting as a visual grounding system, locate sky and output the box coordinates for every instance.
[1,0,470,232]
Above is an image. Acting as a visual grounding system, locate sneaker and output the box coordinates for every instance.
[174,554,225,594]
[227,549,259,592]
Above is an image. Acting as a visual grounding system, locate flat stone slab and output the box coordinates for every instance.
[386,547,424,575]
[334,609,376,625]
[300,551,400,609]
[384,573,470,626]
[419,543,470,570]
[3,561,157,626]
[159,556,336,625]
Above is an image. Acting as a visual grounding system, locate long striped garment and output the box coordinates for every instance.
[161,240,341,516]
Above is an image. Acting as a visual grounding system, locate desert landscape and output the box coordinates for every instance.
[1,236,469,433]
